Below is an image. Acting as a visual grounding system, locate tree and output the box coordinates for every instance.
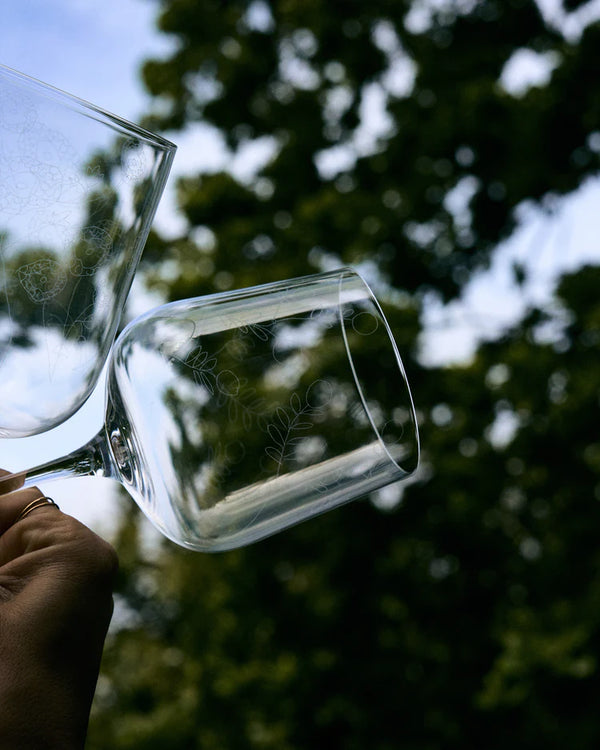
[138,0,600,301]
[87,2,600,747]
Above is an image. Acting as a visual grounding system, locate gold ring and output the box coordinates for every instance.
[15,496,60,523]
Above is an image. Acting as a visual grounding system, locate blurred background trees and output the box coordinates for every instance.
[86,1,600,747]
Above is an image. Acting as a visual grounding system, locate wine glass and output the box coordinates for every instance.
[2,269,419,551]
[0,63,176,437]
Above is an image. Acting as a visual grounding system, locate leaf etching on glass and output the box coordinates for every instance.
[214,372,266,431]
[265,387,323,476]
[174,346,218,395]
[240,320,272,342]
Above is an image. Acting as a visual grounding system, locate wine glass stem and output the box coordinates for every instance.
[0,430,112,494]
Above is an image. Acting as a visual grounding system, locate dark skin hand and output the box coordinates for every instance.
[0,476,118,749]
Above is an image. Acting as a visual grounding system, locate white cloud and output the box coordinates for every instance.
[499,48,561,98]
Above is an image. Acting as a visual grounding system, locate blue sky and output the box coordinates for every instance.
[0,0,169,123]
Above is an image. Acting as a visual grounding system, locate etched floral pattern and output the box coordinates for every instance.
[17,258,67,303]
[69,224,113,276]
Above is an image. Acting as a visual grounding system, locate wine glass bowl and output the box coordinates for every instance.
[13,269,419,551]
[0,64,175,437]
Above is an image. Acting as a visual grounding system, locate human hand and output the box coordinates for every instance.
[0,480,118,749]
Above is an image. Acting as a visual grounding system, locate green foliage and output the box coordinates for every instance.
[88,1,600,748]
[139,0,600,301]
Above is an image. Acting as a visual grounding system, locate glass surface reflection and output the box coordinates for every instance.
[0,64,175,436]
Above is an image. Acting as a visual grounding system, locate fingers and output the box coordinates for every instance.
[0,485,118,589]
[14,496,59,523]
[0,469,25,496]
[0,467,60,535]
[0,467,118,580]
[0,485,49,536]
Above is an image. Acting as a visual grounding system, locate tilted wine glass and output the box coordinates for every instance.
[1,269,419,551]
[0,63,176,437]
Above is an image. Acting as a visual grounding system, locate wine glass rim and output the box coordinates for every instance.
[339,269,421,477]
[0,62,177,153]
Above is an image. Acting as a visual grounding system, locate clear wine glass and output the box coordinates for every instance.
[0,63,176,437]
[2,269,419,551]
